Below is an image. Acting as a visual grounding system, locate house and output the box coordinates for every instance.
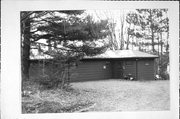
[71,50,158,81]
[29,50,158,81]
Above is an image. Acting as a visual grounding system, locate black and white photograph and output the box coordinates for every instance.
[1,1,179,119]
[21,9,170,113]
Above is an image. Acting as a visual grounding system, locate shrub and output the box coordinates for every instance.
[38,75,59,89]
[37,61,74,89]
[159,70,169,80]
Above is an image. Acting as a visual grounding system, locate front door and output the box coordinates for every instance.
[113,61,124,79]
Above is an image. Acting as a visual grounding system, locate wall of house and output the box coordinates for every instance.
[29,61,60,80]
[71,60,112,81]
[29,58,156,82]
[112,61,124,79]
[112,59,136,79]
[29,60,112,82]
[137,59,155,80]
[123,60,137,79]
[29,60,74,81]
[112,58,155,80]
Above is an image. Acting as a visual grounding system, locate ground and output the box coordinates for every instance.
[22,80,170,113]
[72,80,170,111]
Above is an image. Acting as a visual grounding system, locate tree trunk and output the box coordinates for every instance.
[166,31,169,53]
[157,33,160,75]
[151,30,155,53]
[131,36,134,50]
[21,13,31,81]
[120,16,124,50]
[157,33,160,56]
[160,32,163,60]
[126,34,130,50]
[149,9,155,53]
[126,24,131,50]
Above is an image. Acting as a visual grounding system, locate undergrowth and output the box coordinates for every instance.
[22,81,95,113]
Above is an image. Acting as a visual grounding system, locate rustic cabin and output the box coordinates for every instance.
[29,50,158,81]
[71,50,158,81]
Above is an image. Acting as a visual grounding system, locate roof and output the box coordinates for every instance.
[84,50,158,59]
[30,54,53,60]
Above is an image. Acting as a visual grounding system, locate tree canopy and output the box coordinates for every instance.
[21,10,110,81]
[126,9,169,53]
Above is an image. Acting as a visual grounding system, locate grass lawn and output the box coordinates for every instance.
[22,79,170,113]
[72,80,170,111]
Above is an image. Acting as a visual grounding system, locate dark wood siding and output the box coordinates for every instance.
[137,59,155,80]
[112,61,124,79]
[123,60,136,79]
[71,60,112,81]
[29,57,156,82]
[112,60,136,79]
[29,62,48,79]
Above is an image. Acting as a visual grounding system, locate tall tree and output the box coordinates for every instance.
[136,9,168,53]
[119,14,125,50]
[108,20,118,50]
[99,10,119,50]
[21,10,109,81]
[21,11,33,80]
[32,13,109,55]
[125,12,139,50]
[95,10,127,50]
[133,9,169,78]
[21,11,53,80]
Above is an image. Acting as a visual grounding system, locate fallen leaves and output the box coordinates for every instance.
[22,81,96,113]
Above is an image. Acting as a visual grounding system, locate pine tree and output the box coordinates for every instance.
[21,10,110,83]
[136,9,168,53]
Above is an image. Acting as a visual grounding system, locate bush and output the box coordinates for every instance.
[38,75,60,89]
[159,71,169,80]
[29,52,81,89]
[156,53,169,80]
[37,68,72,89]
[36,60,69,89]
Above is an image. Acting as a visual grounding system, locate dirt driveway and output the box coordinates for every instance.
[72,80,170,111]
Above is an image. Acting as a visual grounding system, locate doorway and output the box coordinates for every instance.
[113,61,124,79]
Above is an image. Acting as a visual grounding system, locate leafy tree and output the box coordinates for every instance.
[125,12,139,50]
[136,9,168,53]
[21,11,57,80]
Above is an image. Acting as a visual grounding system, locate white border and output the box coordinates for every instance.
[1,1,179,119]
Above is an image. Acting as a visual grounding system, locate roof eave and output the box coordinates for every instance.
[83,56,158,60]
